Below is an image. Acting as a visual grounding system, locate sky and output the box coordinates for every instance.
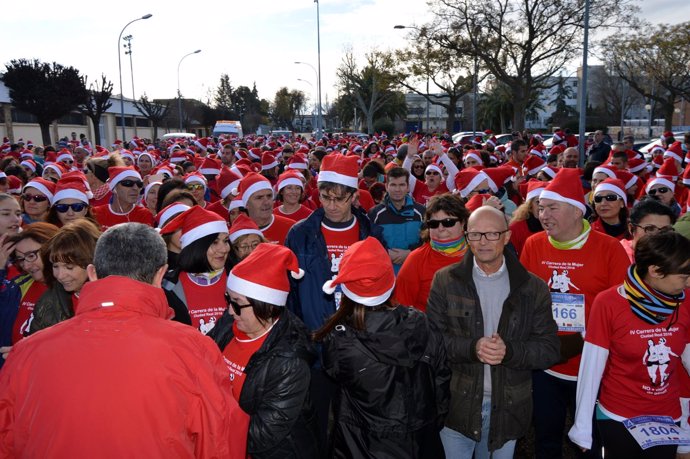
[1,0,687,112]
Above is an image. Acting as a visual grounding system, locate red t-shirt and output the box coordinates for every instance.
[222,321,272,402]
[508,218,542,258]
[586,285,690,420]
[273,204,313,222]
[322,219,360,309]
[93,204,154,230]
[259,215,294,245]
[412,181,449,206]
[179,272,227,335]
[520,230,630,379]
[395,243,465,312]
[12,280,47,344]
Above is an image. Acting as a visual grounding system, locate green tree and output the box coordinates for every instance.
[81,74,113,146]
[548,76,577,127]
[604,21,690,131]
[271,88,306,130]
[2,59,89,146]
[428,0,635,131]
[135,95,171,141]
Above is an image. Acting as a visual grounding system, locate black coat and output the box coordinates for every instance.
[322,306,450,459]
[209,308,320,459]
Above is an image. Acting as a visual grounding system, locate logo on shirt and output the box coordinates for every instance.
[548,269,580,293]
[642,337,679,387]
[198,316,217,335]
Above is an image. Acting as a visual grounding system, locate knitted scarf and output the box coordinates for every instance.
[548,219,591,250]
[430,235,468,257]
[623,265,684,325]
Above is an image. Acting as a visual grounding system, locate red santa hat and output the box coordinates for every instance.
[627,157,647,174]
[318,154,359,189]
[662,130,674,141]
[23,177,56,202]
[525,180,547,202]
[425,163,443,176]
[522,154,546,176]
[248,147,263,161]
[592,164,618,179]
[656,157,679,181]
[107,166,142,190]
[236,172,273,207]
[56,150,74,163]
[464,194,493,213]
[484,166,515,193]
[7,176,22,195]
[20,159,37,173]
[199,157,221,176]
[276,170,305,192]
[120,150,135,163]
[184,172,208,188]
[321,237,394,307]
[287,154,308,170]
[160,205,228,250]
[228,193,244,211]
[137,151,157,168]
[228,213,262,243]
[682,163,690,186]
[227,243,304,306]
[261,152,279,171]
[549,144,566,156]
[613,170,638,191]
[463,151,482,165]
[155,202,191,229]
[530,144,547,159]
[539,168,586,215]
[169,150,189,164]
[454,168,489,198]
[42,162,68,179]
[216,168,242,200]
[541,165,560,180]
[663,141,684,163]
[645,176,676,194]
[52,176,91,205]
[20,150,33,160]
[594,178,627,206]
[485,136,498,148]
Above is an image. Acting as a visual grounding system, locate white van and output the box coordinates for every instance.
[161,132,197,141]
[213,120,243,138]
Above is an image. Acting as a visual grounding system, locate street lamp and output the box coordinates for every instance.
[177,49,201,132]
[118,13,152,141]
[645,103,652,139]
[394,25,430,132]
[577,0,590,166]
[295,61,322,137]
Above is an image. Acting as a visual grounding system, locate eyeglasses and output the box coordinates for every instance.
[648,187,671,195]
[225,293,253,316]
[473,188,492,195]
[119,179,144,188]
[594,194,622,203]
[22,194,49,203]
[466,230,509,241]
[13,249,40,265]
[62,160,74,164]
[631,223,674,235]
[54,203,88,213]
[425,171,441,176]
[185,183,205,191]
[426,218,460,229]
[235,241,260,252]
[319,193,353,205]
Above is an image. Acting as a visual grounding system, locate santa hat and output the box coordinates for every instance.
[530,145,546,159]
[43,162,68,179]
[277,170,305,192]
[7,176,22,195]
[663,141,684,163]
[169,150,189,164]
[216,168,242,200]
[525,180,547,202]
[198,157,221,176]
[23,177,56,202]
[540,166,560,180]
[160,206,228,250]
[594,178,627,206]
[656,157,679,181]
[464,193,493,213]
[485,136,498,148]
[287,154,308,170]
[522,155,546,176]
[318,154,359,189]
[627,157,647,174]
[155,202,191,229]
[454,168,489,198]
[120,150,135,163]
[425,163,443,176]
[248,147,263,161]
[321,237,394,307]
[52,176,91,205]
[484,166,515,193]
[539,168,586,215]
[20,159,37,173]
[261,152,279,171]
[56,150,74,163]
[227,243,304,306]
[682,163,690,186]
[552,130,565,143]
[228,193,244,211]
[137,151,157,168]
[236,172,273,206]
[614,170,638,191]
[107,166,142,190]
[228,213,262,243]
[463,151,482,165]
[20,150,33,160]
[549,144,566,156]
[592,165,618,180]
[184,172,208,187]
[662,130,674,141]
[645,176,676,194]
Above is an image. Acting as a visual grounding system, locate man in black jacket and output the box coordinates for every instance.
[427,206,560,458]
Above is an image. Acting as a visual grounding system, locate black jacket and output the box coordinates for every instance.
[29,283,74,335]
[161,269,192,325]
[322,306,450,459]
[426,249,560,452]
[209,308,320,459]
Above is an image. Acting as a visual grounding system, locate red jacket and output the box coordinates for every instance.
[0,276,247,458]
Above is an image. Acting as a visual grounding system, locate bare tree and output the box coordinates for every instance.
[81,74,113,146]
[135,95,170,142]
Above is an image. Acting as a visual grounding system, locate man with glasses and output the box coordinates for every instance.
[285,153,385,452]
[428,206,559,459]
[621,198,677,261]
[93,166,153,229]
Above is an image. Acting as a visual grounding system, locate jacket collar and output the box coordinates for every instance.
[77,276,173,319]
[451,247,529,293]
[384,195,415,216]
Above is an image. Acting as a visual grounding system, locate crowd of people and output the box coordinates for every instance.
[0,127,689,458]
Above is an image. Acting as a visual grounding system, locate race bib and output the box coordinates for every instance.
[623,415,690,450]
[551,292,585,332]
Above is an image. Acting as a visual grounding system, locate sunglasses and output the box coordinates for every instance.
[426,218,460,229]
[594,194,621,203]
[22,194,49,203]
[225,292,253,316]
[425,171,441,176]
[648,187,670,195]
[473,188,492,195]
[54,203,87,213]
[185,183,205,191]
[119,179,143,188]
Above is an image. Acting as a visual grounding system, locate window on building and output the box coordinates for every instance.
[136,117,151,128]
[58,113,86,125]
[11,109,38,123]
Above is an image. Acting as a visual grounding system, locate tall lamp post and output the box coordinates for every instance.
[295,61,321,137]
[394,25,430,132]
[177,49,201,132]
[577,0,590,166]
[315,0,323,139]
[118,13,152,141]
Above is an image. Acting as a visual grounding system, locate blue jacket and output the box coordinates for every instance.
[285,206,385,332]
[368,196,424,273]
[0,270,23,369]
